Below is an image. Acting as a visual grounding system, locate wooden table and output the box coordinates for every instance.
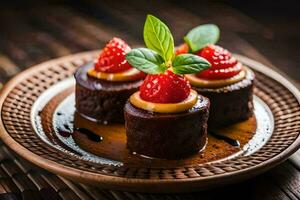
[0,1,299,199]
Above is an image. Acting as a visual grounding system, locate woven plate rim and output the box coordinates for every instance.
[0,51,299,193]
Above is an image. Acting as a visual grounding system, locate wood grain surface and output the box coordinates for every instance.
[0,0,299,199]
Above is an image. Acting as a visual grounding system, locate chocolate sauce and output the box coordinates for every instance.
[63,124,71,131]
[209,131,240,147]
[75,128,103,142]
[58,129,72,137]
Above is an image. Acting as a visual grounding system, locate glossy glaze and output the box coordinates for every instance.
[32,84,273,167]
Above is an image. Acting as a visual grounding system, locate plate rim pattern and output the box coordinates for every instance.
[0,51,299,192]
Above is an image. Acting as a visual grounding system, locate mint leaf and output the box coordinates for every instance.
[144,14,174,62]
[184,24,220,52]
[126,48,167,74]
[172,54,211,74]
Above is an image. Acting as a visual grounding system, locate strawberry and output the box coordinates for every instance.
[175,43,189,55]
[196,44,241,79]
[95,37,132,73]
[140,70,191,103]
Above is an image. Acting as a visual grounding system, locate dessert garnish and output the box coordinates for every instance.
[179,24,246,87]
[130,89,198,113]
[181,24,255,127]
[183,24,220,53]
[126,15,210,113]
[139,70,191,103]
[195,44,242,80]
[124,15,211,159]
[75,38,145,124]
[186,65,245,88]
[175,43,189,56]
[88,37,145,81]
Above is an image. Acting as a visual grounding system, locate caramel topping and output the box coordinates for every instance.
[88,68,142,82]
[130,90,198,113]
[186,66,248,89]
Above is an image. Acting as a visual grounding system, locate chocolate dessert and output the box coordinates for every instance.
[181,24,255,128]
[75,37,145,124]
[195,68,254,127]
[124,15,211,159]
[75,62,143,124]
[125,96,210,159]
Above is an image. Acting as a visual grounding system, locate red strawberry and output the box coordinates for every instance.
[175,43,189,55]
[140,70,191,103]
[196,44,241,79]
[95,37,132,73]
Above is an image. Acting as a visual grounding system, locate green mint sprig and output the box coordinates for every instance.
[143,14,174,63]
[172,54,210,74]
[125,48,167,74]
[126,14,210,75]
[184,24,220,53]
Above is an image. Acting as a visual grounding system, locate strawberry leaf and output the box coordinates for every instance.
[184,24,220,52]
[126,48,167,74]
[144,14,174,62]
[172,54,211,74]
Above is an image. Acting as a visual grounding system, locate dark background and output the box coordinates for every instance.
[0,1,299,199]
[0,0,299,83]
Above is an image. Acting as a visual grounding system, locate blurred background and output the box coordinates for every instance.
[0,0,299,86]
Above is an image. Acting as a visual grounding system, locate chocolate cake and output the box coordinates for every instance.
[124,96,210,159]
[194,68,255,128]
[180,24,257,128]
[75,62,143,124]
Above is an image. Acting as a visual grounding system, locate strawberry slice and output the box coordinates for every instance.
[196,44,241,80]
[140,70,191,103]
[95,37,132,73]
[175,43,189,55]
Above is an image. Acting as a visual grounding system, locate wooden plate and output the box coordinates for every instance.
[0,51,299,193]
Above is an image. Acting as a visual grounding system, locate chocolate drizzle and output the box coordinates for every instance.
[75,128,103,142]
[209,131,240,147]
[57,129,72,138]
[57,112,63,116]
